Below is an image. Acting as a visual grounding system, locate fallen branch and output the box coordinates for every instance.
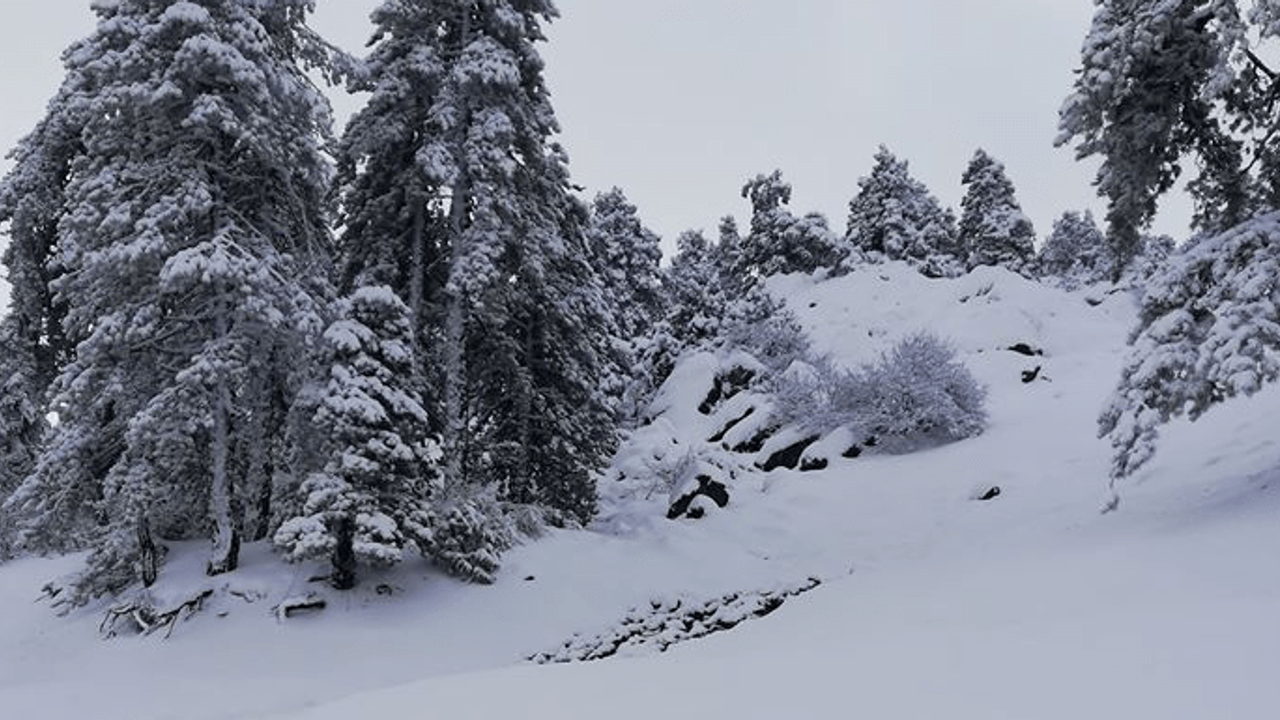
[100,589,214,639]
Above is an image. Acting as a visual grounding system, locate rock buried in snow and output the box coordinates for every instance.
[698,366,756,415]
[529,578,822,664]
[972,485,1002,501]
[667,475,729,519]
[758,434,820,472]
[1006,342,1044,357]
[275,593,326,621]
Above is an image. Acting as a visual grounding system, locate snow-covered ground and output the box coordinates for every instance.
[3,263,1278,719]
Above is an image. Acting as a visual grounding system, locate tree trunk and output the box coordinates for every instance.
[409,188,426,333]
[442,8,474,491]
[517,308,536,503]
[136,514,158,587]
[331,515,356,590]
[207,303,240,576]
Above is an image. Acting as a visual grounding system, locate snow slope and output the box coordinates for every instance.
[3,262,1278,720]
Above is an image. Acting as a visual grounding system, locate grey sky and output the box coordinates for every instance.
[1,1,1194,309]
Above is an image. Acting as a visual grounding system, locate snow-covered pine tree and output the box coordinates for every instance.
[845,146,962,277]
[0,89,90,551]
[334,0,451,331]
[275,286,437,589]
[1056,0,1274,278]
[959,149,1036,275]
[1037,210,1109,285]
[0,320,44,559]
[364,0,615,527]
[665,229,725,349]
[714,215,744,292]
[1099,211,1280,494]
[0,107,82,405]
[584,187,665,425]
[736,171,845,278]
[4,0,336,601]
[586,187,665,340]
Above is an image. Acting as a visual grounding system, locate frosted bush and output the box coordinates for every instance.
[775,332,987,454]
[854,332,987,452]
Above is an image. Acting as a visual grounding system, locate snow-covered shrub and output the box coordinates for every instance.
[855,332,988,452]
[775,332,987,454]
[1099,212,1280,488]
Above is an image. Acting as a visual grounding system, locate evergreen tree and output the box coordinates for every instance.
[275,286,437,589]
[4,0,335,601]
[736,171,845,278]
[0,108,81,404]
[584,188,664,425]
[845,146,962,277]
[959,149,1036,274]
[376,0,614,525]
[334,0,450,328]
[665,229,725,348]
[586,187,664,340]
[1056,0,1280,277]
[1099,212,1280,495]
[1037,210,1109,286]
[0,320,44,559]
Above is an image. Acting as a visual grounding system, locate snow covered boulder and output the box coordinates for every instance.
[756,427,820,471]
[667,474,730,520]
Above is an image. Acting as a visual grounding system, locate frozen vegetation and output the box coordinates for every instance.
[2,1,1280,719]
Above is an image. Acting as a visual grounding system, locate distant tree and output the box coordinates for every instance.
[585,189,665,424]
[959,149,1036,274]
[714,215,744,290]
[275,287,437,590]
[587,187,665,340]
[736,171,845,278]
[1037,210,1108,285]
[846,146,963,277]
[665,230,726,348]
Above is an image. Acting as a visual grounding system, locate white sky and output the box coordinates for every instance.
[0,0,1195,310]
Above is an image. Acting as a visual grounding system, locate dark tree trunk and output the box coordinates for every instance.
[137,514,158,587]
[331,516,357,590]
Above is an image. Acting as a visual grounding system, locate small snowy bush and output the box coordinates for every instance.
[854,332,987,452]
[776,332,987,454]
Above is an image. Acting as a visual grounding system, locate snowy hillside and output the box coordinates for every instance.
[3,264,1279,720]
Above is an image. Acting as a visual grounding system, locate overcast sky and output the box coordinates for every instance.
[0,1,1194,308]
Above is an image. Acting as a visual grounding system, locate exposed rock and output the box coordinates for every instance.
[729,425,777,454]
[800,457,829,472]
[698,366,757,415]
[759,435,820,472]
[530,578,822,664]
[975,485,1001,501]
[708,406,755,443]
[667,475,730,520]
